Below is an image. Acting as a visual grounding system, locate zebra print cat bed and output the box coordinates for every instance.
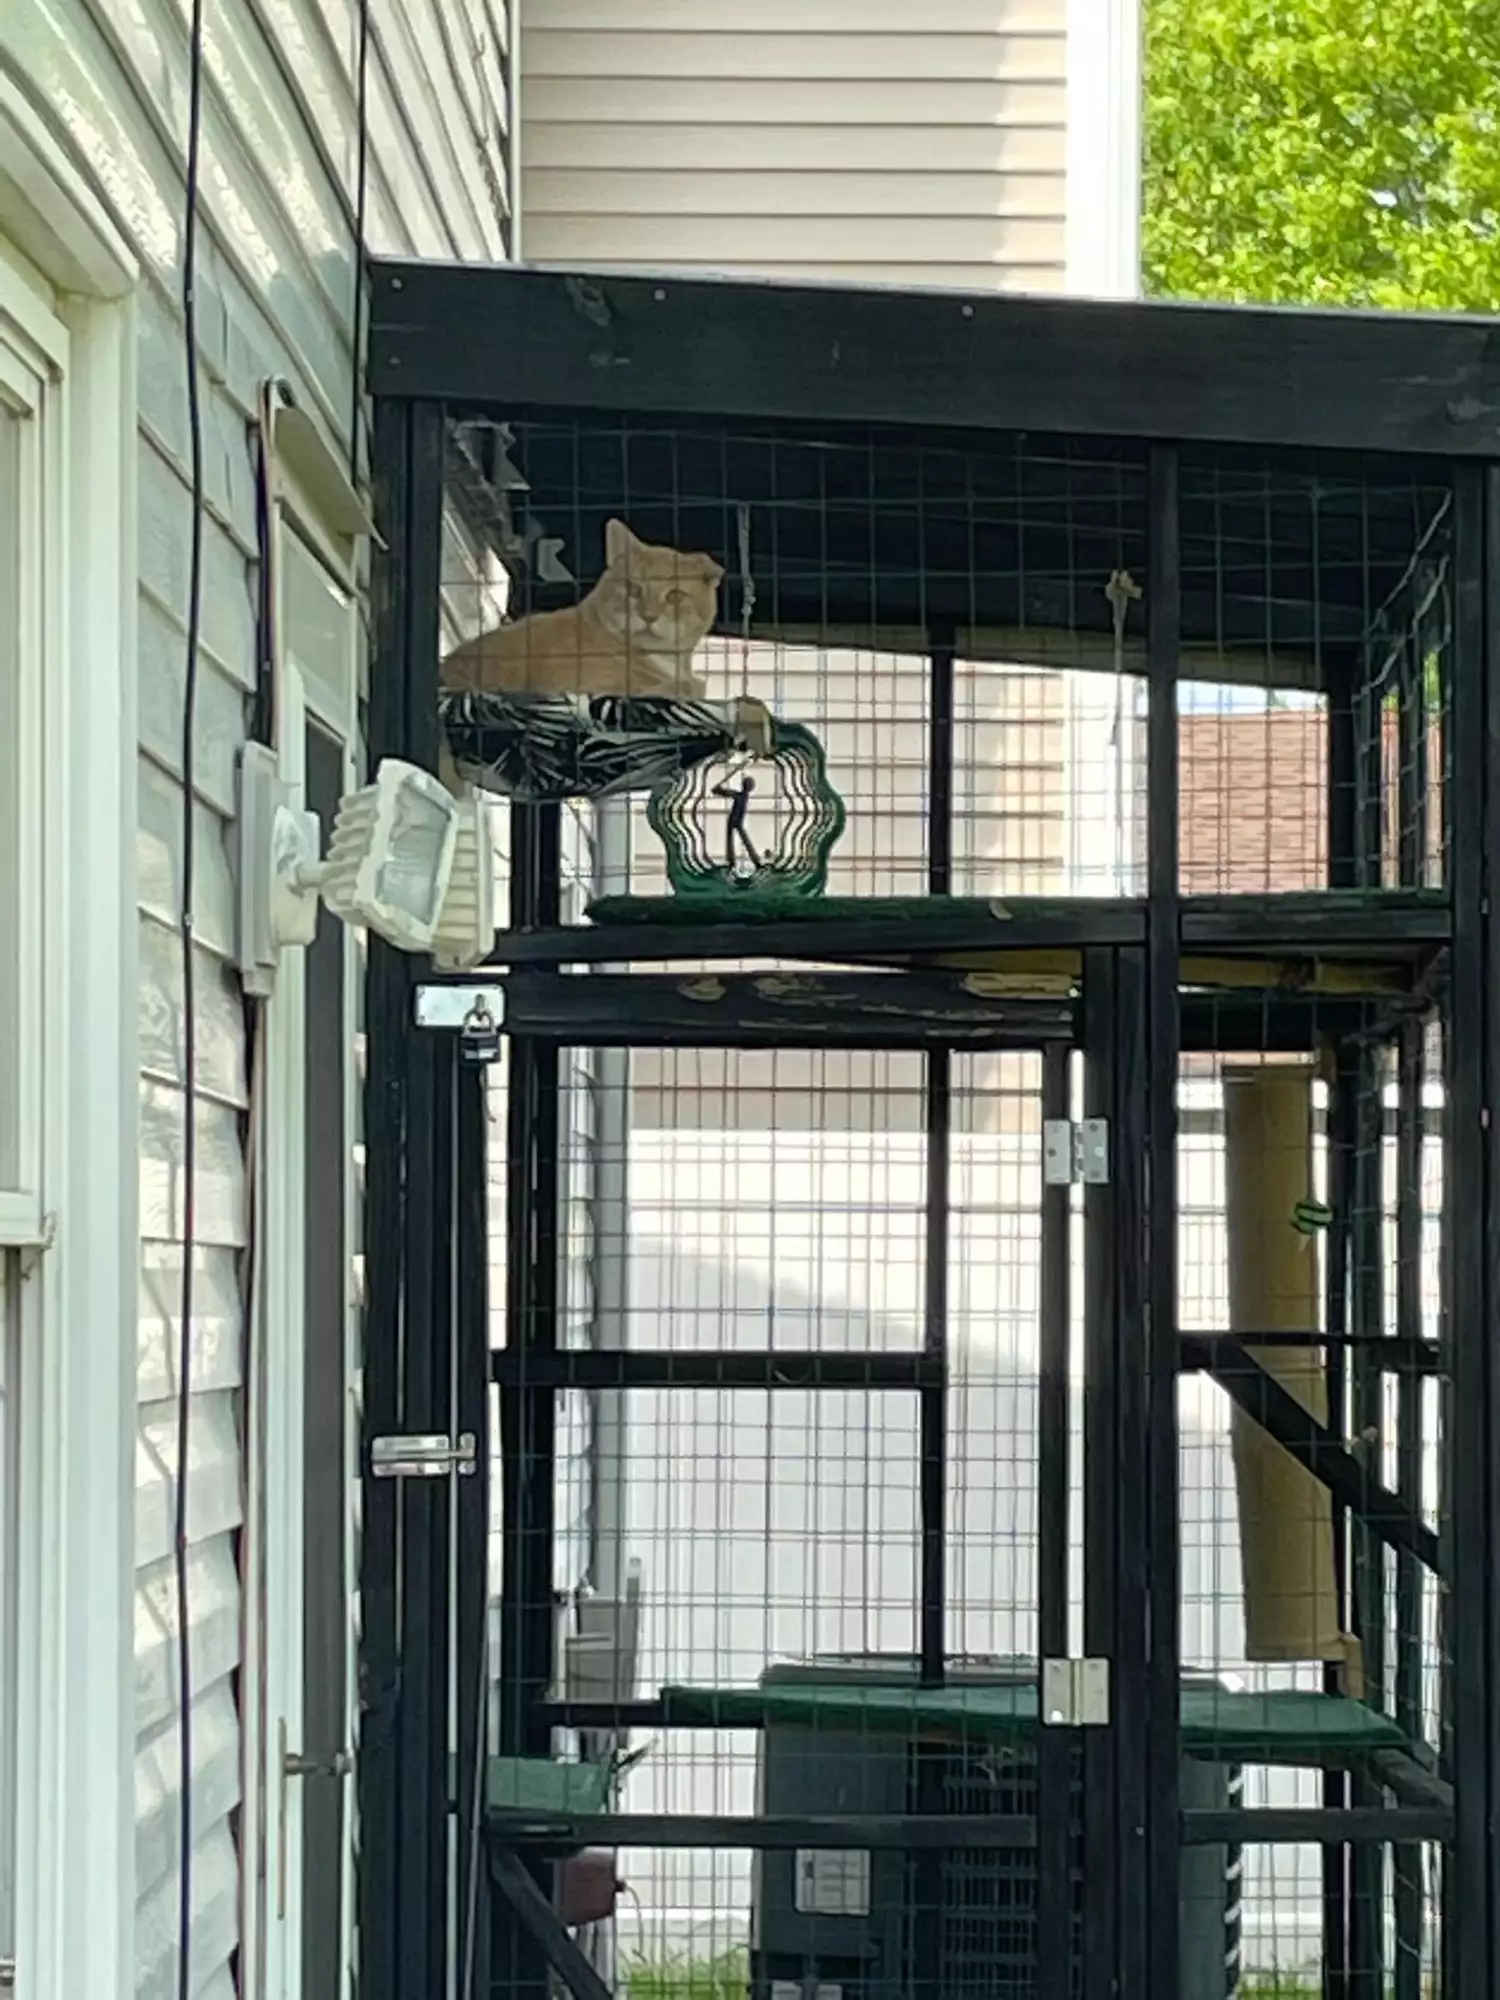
[438,688,764,804]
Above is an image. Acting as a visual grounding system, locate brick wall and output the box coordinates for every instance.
[1179,704,1444,894]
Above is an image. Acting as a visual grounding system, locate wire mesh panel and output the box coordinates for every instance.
[1167,592,1451,1995]
[457,417,1460,2000]
[1175,452,1451,901]
[1174,1032,1446,1991]
[360,289,1500,2000]
[509,1048,1061,1974]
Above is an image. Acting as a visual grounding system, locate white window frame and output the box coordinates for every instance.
[244,405,366,2000]
[0,256,61,1252]
[0,74,139,2000]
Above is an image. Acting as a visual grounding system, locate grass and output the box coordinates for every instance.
[619,1951,750,2000]
[619,1954,1340,1998]
[1237,1988,1440,1999]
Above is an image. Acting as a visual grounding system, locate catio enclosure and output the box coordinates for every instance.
[359,263,1500,2000]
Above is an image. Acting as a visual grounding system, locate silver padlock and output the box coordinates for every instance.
[459,997,501,1066]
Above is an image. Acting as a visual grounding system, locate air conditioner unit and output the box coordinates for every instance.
[749,1655,1241,2000]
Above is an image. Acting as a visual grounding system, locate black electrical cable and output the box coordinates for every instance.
[350,0,372,488]
[176,0,208,1987]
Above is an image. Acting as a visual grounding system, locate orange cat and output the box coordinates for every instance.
[441,518,723,699]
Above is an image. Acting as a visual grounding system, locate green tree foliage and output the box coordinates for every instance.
[1143,0,1500,309]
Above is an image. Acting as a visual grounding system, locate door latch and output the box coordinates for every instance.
[279,1719,353,1920]
[370,1431,477,1479]
[285,1747,353,1778]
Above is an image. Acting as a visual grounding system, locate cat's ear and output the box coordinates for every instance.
[603,518,639,567]
[701,555,725,584]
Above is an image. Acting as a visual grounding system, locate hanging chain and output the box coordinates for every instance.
[1103,569,1142,894]
[736,501,756,693]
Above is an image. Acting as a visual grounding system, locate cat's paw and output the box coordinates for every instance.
[734,696,774,757]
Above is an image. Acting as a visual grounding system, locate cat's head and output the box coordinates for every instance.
[593,519,723,650]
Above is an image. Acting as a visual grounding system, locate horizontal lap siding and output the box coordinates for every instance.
[520,1,1068,291]
[2,0,510,1987]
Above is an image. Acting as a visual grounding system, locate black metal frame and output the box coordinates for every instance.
[368,263,1500,462]
[360,396,450,2000]
[494,803,564,2000]
[913,636,954,1999]
[360,259,1500,2000]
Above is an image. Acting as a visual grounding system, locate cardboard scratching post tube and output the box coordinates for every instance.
[1223,1064,1348,1669]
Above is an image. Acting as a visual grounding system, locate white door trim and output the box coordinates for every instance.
[252,491,362,2000]
[262,657,312,2000]
[1064,0,1142,302]
[0,80,139,2000]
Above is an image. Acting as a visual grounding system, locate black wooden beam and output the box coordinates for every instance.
[491,1334,1442,1391]
[1444,459,1500,1995]
[1367,1748,1455,1816]
[1181,1329,1443,1370]
[369,262,1500,461]
[479,892,1445,971]
[483,969,1384,1053]
[1081,946,1122,1997]
[358,397,412,2000]
[490,899,1143,967]
[487,1849,614,2000]
[487,1812,1038,1851]
[1144,443,1183,2000]
[1189,1335,1443,1576]
[503,968,1075,1046]
[490,1349,943,1391]
[1035,1042,1074,2000]
[1182,1810,1452,1848]
[482,1805,1453,1852]
[1177,893,1449,953]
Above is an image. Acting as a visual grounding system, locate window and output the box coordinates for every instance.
[0,255,63,1248]
[0,92,139,1999]
[0,234,69,1994]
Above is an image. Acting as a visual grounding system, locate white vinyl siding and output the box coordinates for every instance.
[519,0,1068,291]
[1,0,511,1990]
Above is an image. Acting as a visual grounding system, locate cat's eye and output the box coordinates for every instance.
[665,587,686,605]
[625,580,643,600]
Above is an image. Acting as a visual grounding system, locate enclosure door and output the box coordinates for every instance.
[478,1016,1085,2000]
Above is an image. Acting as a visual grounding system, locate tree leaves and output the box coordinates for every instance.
[1143,0,1500,310]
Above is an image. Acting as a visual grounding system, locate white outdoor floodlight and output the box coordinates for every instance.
[237,748,496,995]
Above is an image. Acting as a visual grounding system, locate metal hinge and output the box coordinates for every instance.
[1040,1657,1111,1727]
[1042,1117,1109,1186]
[0,1956,14,1992]
[370,1431,478,1479]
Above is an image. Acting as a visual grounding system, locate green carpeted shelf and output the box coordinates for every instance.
[589,893,947,927]
[657,1679,1410,1767]
[481,1755,612,1815]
